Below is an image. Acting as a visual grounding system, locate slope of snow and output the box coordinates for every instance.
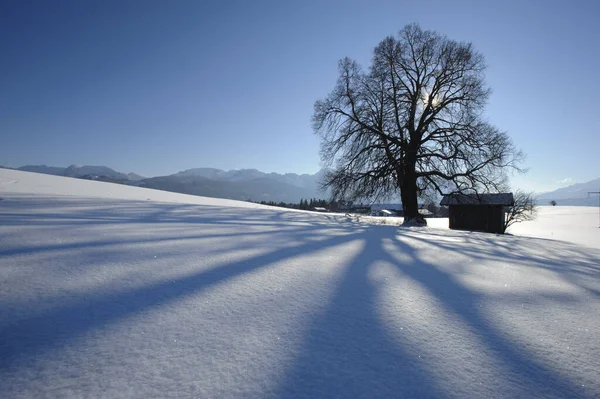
[0,168,273,209]
[1,169,599,398]
[508,206,600,249]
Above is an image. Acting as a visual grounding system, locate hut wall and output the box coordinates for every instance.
[448,205,506,234]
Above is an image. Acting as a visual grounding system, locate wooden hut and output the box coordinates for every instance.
[440,193,514,234]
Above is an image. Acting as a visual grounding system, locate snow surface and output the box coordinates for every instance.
[1,168,600,398]
[508,206,600,249]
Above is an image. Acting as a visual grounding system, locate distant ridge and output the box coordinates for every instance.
[13,164,144,181]
[537,177,600,206]
[17,165,65,176]
[7,164,326,203]
[7,164,598,206]
[144,168,325,203]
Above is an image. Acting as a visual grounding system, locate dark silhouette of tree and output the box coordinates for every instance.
[504,190,537,231]
[313,24,523,226]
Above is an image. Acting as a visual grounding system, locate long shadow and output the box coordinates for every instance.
[388,230,591,398]
[0,198,347,259]
[276,225,590,398]
[0,225,363,375]
[0,221,334,258]
[3,195,594,397]
[274,226,445,399]
[0,198,335,228]
[401,229,600,297]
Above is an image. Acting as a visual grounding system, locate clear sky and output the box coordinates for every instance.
[1,0,598,192]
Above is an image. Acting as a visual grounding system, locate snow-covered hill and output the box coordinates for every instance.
[163,167,324,202]
[0,168,273,208]
[1,169,599,398]
[172,167,322,188]
[537,177,600,206]
[17,164,135,181]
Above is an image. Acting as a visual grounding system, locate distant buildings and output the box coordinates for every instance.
[370,203,404,215]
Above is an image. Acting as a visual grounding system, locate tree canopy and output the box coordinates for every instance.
[313,24,523,225]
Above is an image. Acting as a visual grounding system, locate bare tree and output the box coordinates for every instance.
[313,24,523,225]
[504,190,537,231]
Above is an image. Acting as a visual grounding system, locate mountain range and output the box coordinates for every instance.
[5,164,325,203]
[4,164,599,206]
[536,178,600,206]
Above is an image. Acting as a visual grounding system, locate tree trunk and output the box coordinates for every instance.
[400,163,427,226]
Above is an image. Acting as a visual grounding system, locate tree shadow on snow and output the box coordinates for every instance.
[1,198,597,398]
[0,211,364,377]
[274,226,594,399]
[400,229,600,297]
[272,226,445,399]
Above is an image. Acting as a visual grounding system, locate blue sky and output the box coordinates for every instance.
[1,0,598,192]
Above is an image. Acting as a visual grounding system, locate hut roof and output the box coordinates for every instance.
[440,193,514,206]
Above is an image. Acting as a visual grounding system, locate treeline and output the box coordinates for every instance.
[248,198,341,211]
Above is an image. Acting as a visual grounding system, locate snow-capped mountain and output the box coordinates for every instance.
[537,177,600,206]
[7,165,326,203]
[126,172,146,181]
[172,168,322,188]
[63,165,129,180]
[145,168,326,203]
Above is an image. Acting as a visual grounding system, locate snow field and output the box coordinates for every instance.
[1,168,599,398]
